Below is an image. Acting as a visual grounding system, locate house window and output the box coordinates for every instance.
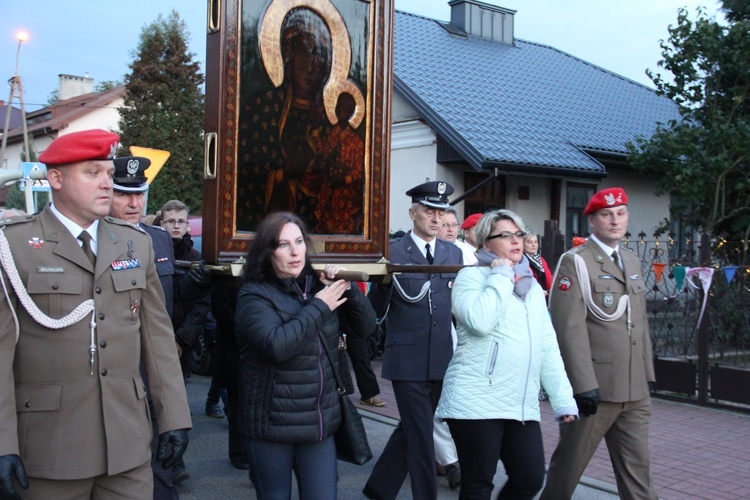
[463,171,505,216]
[566,183,595,241]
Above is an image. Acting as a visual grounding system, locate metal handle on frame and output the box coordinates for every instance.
[204,132,217,180]
[208,0,221,33]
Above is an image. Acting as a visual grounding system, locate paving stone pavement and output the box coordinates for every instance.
[175,357,750,499]
[176,373,614,499]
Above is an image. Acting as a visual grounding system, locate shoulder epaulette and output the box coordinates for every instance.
[104,216,146,233]
[564,245,586,256]
[620,245,637,256]
[0,214,36,227]
[146,224,167,232]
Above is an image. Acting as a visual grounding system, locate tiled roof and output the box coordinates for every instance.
[0,104,23,131]
[393,11,681,176]
[2,86,125,143]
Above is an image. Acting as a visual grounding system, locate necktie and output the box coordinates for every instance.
[78,231,96,266]
[612,251,622,271]
[425,243,434,264]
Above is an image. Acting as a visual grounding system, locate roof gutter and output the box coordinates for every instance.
[483,160,607,179]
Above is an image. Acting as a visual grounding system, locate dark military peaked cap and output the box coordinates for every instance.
[113,156,151,193]
[405,180,454,210]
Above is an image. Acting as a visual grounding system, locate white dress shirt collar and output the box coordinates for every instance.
[410,232,436,260]
[49,203,100,254]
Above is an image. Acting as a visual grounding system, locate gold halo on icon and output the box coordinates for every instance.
[259,0,366,128]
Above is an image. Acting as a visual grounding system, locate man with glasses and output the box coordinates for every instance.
[364,181,463,499]
[541,187,657,499]
[440,208,478,266]
[158,200,211,378]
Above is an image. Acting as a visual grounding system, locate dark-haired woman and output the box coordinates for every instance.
[235,212,375,498]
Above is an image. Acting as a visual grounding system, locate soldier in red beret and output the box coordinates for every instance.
[0,130,192,499]
[541,187,657,499]
[459,212,482,263]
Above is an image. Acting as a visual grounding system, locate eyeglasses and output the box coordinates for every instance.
[163,219,188,227]
[486,230,527,241]
[442,223,459,228]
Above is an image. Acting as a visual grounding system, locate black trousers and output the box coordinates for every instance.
[365,380,442,500]
[446,419,545,500]
[345,334,380,399]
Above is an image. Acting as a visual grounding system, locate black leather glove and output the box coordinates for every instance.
[574,388,601,417]
[187,262,212,288]
[648,381,656,393]
[0,454,28,500]
[156,429,190,469]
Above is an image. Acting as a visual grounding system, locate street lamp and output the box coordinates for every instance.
[1,31,31,169]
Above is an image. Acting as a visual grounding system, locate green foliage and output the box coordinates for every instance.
[6,148,48,212]
[46,89,59,106]
[95,80,122,93]
[4,183,48,213]
[627,1,750,238]
[118,10,205,214]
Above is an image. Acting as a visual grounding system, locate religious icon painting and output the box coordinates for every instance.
[203,0,394,264]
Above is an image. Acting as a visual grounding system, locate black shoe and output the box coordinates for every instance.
[363,483,385,500]
[444,462,461,490]
[231,458,250,470]
[205,403,225,418]
[436,460,445,476]
[171,462,190,485]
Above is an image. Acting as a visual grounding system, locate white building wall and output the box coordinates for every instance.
[389,119,467,234]
[504,174,552,235]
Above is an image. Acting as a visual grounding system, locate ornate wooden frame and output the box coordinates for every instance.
[203,0,394,264]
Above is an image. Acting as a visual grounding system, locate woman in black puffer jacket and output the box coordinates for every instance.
[235,212,375,498]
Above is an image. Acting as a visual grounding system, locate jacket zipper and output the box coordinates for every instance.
[487,341,499,385]
[316,335,324,441]
[521,302,532,423]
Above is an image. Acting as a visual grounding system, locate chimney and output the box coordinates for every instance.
[449,0,515,45]
[58,74,95,101]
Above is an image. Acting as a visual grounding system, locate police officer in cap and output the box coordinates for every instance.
[364,181,463,499]
[109,155,211,492]
[0,129,191,499]
[110,156,211,319]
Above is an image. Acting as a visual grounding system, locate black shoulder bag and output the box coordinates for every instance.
[317,330,373,465]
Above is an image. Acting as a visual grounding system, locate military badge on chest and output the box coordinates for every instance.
[28,237,44,248]
[602,293,614,308]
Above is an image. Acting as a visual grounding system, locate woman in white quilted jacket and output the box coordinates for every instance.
[436,210,578,499]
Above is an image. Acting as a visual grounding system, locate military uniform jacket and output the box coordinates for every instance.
[548,239,655,403]
[377,233,463,381]
[0,207,192,480]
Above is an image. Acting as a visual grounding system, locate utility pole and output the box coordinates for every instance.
[1,31,31,169]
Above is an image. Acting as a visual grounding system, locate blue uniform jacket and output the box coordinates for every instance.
[376,232,463,381]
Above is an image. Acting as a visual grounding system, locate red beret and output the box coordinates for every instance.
[584,187,628,215]
[461,213,482,230]
[39,129,120,166]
